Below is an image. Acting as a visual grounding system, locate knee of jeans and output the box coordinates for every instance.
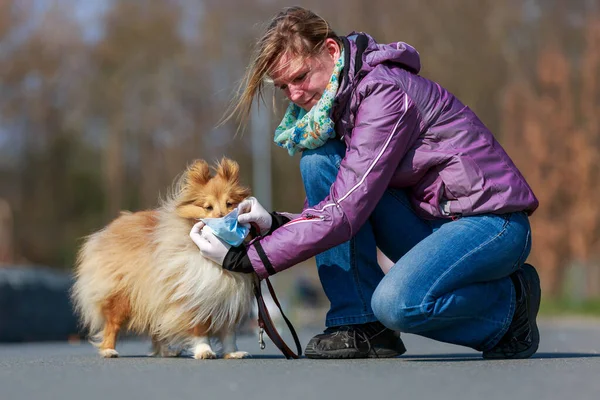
[300,149,342,204]
[371,280,428,333]
[300,148,337,179]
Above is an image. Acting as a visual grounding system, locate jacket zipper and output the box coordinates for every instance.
[304,214,324,220]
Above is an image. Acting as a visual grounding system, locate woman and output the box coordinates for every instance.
[190,6,540,360]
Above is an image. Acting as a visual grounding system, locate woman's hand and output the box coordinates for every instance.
[189,221,230,265]
[237,197,273,236]
[190,221,255,274]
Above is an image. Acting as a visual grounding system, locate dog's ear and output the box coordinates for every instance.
[215,158,240,183]
[186,160,211,185]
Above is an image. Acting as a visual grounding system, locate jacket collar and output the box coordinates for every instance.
[331,33,371,123]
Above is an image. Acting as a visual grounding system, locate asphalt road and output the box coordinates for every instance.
[1,318,599,400]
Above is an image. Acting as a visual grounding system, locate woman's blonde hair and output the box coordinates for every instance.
[222,6,341,130]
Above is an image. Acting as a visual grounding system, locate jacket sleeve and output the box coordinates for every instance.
[247,82,421,279]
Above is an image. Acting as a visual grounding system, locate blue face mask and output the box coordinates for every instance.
[201,208,250,247]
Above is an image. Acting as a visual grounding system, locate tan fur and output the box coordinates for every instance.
[71,158,254,359]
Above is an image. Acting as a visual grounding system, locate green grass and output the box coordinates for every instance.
[539,298,600,317]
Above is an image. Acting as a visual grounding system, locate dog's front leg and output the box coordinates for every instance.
[190,336,217,359]
[189,322,217,359]
[219,330,250,359]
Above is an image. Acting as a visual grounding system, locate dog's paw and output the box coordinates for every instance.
[193,350,217,360]
[99,349,119,358]
[223,351,251,359]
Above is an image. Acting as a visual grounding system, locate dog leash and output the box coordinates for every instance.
[254,276,302,359]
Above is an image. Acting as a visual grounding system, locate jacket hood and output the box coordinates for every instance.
[332,33,421,123]
[364,40,421,74]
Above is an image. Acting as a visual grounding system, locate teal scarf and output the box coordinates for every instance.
[274,51,345,156]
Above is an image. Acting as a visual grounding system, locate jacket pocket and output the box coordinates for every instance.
[437,155,486,215]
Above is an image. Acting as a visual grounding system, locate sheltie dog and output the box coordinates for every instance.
[71,158,255,359]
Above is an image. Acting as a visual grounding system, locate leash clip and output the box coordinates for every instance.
[258,328,266,350]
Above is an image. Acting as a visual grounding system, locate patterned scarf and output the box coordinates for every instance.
[274,51,345,156]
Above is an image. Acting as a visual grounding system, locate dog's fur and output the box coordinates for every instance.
[71,158,254,359]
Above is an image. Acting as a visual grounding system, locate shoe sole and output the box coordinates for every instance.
[484,263,541,360]
[304,340,407,359]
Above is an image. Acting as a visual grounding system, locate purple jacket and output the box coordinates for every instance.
[247,33,538,279]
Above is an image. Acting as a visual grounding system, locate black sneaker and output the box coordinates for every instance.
[483,263,541,359]
[304,321,407,359]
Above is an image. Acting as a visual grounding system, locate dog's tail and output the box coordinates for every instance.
[70,279,106,344]
[70,232,110,343]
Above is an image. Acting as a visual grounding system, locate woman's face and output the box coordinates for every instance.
[270,38,341,111]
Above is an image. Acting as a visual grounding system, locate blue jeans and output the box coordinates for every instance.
[299,139,532,351]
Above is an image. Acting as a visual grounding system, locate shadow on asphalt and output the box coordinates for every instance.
[401,352,600,362]
[532,352,600,359]
[115,354,289,360]
[108,352,600,361]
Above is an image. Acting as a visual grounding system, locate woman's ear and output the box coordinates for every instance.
[324,38,341,60]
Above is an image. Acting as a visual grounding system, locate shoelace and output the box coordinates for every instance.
[325,325,392,357]
[342,328,374,356]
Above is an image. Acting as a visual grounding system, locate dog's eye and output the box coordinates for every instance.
[205,205,213,211]
[226,202,233,208]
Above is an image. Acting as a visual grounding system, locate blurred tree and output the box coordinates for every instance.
[502,15,600,297]
[0,198,15,264]
[0,1,89,266]
[0,0,598,302]
[314,0,522,136]
[90,0,186,216]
